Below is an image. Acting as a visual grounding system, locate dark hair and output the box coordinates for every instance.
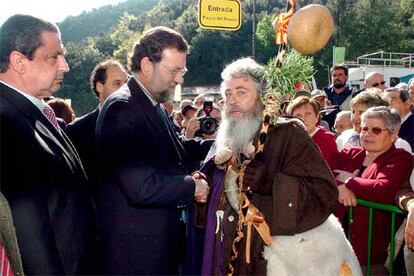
[46,98,75,124]
[384,87,410,102]
[399,89,410,102]
[90,59,126,98]
[128,26,188,72]
[330,64,349,76]
[0,14,59,72]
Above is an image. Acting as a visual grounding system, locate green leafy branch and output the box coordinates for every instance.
[259,50,314,101]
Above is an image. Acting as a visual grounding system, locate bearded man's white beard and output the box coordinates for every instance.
[215,110,262,155]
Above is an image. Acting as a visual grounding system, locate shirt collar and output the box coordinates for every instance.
[0,80,47,111]
[401,111,412,124]
[133,76,158,107]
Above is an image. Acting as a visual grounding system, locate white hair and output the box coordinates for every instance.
[364,71,383,82]
[220,57,266,98]
[215,112,262,155]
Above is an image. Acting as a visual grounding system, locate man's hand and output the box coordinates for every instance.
[405,204,414,250]
[193,172,209,203]
[184,118,200,139]
[337,184,357,207]
[243,160,269,194]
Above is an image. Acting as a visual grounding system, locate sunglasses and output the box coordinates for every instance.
[371,81,386,87]
[361,126,388,135]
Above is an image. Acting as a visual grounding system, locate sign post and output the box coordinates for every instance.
[198,0,242,31]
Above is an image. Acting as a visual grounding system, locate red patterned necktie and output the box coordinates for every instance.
[42,104,61,132]
[0,243,13,276]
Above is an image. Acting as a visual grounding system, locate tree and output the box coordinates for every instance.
[110,13,141,66]
[55,0,413,103]
[57,41,104,116]
[395,0,414,52]
[175,4,199,43]
[255,14,278,64]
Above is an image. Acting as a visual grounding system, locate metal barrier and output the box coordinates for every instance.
[348,198,404,276]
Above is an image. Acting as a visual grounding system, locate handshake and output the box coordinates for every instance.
[192,171,210,204]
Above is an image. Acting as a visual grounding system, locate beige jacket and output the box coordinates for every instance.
[0,192,24,275]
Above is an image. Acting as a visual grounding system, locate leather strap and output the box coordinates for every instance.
[243,203,272,264]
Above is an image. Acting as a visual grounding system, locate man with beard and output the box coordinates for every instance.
[324,64,354,110]
[200,58,360,275]
[95,26,211,274]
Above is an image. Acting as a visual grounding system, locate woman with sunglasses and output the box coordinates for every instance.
[333,106,414,273]
[336,91,411,152]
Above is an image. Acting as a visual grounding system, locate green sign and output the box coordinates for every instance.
[198,0,242,31]
[333,46,346,64]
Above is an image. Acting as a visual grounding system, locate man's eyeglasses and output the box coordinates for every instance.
[371,81,386,87]
[160,63,188,77]
[361,126,388,135]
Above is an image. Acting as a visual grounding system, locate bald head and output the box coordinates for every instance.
[363,72,386,90]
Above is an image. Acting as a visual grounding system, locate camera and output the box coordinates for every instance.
[196,101,218,136]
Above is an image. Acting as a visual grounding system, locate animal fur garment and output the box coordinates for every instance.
[264,215,362,276]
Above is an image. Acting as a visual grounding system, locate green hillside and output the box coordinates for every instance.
[58,0,158,42]
[53,0,413,116]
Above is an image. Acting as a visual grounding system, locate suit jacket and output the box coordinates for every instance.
[333,146,413,265]
[400,113,414,150]
[0,83,97,275]
[95,78,211,274]
[66,108,100,199]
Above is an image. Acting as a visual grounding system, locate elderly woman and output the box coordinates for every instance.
[286,96,337,168]
[333,106,414,271]
[336,91,411,152]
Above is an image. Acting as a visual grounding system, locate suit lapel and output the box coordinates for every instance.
[0,83,84,172]
[127,79,187,162]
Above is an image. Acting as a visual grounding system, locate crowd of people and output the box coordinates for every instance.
[1,14,414,276]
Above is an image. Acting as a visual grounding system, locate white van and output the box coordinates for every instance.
[346,51,414,89]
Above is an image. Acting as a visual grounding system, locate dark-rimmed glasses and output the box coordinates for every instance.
[371,81,386,87]
[361,126,388,135]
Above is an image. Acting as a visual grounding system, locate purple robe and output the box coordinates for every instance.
[201,158,226,275]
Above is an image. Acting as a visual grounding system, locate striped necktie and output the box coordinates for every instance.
[42,104,61,132]
[0,243,13,276]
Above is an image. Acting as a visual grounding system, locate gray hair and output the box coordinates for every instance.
[351,91,388,109]
[336,110,351,120]
[408,78,414,87]
[361,106,401,133]
[383,87,410,102]
[220,57,266,98]
[364,72,384,83]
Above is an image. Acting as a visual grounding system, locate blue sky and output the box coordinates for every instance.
[1,0,127,26]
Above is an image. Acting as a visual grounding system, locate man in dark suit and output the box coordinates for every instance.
[0,15,97,274]
[66,59,128,199]
[96,26,210,275]
[383,88,414,149]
